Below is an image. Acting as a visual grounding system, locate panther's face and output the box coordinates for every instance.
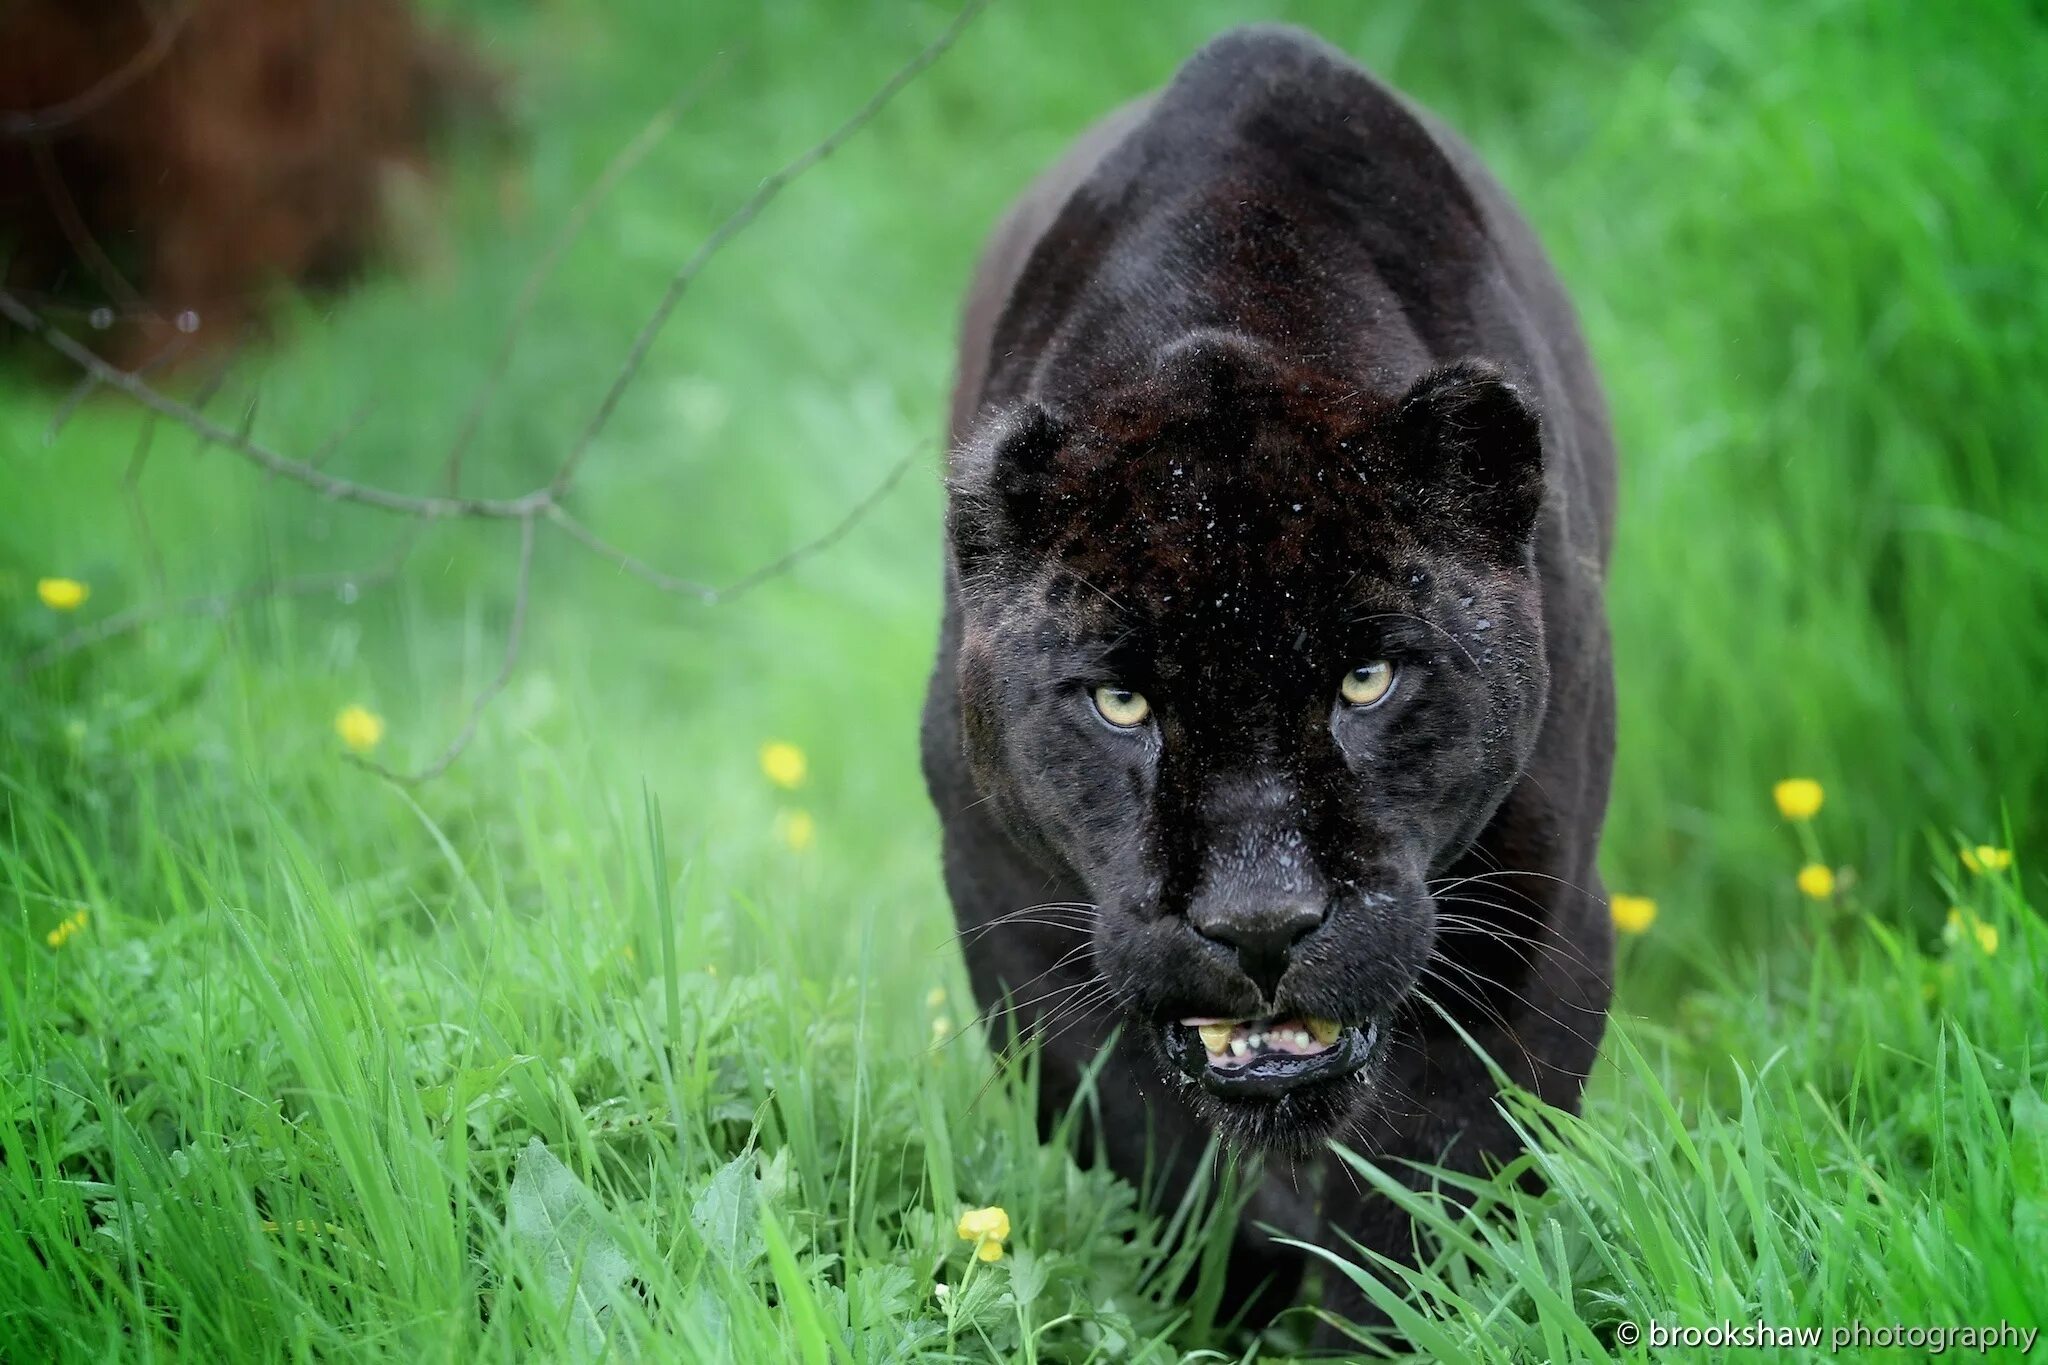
[948,334,1551,1150]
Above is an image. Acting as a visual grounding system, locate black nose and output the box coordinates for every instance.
[1191,896,1328,998]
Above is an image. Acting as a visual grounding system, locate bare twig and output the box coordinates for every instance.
[0,287,545,519]
[307,403,378,471]
[543,505,712,599]
[3,0,993,778]
[44,329,191,443]
[440,52,738,495]
[708,449,919,601]
[349,515,536,785]
[545,0,994,497]
[0,2,192,140]
[546,448,918,604]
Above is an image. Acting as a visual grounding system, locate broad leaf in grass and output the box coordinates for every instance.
[506,1138,636,1358]
[691,1151,764,1271]
[2013,1088,2048,1265]
[690,1148,791,1272]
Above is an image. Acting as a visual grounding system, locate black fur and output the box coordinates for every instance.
[921,25,1617,1332]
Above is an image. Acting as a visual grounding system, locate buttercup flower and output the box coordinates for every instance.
[1960,845,2013,875]
[45,908,89,948]
[931,1015,953,1041]
[759,740,807,790]
[957,1205,1010,1262]
[774,808,816,852]
[1772,778,1824,821]
[926,985,947,1009]
[1796,863,1836,899]
[1610,894,1657,935]
[1945,908,1999,955]
[37,577,90,611]
[334,704,385,753]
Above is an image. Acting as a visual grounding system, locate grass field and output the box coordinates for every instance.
[4,0,2046,1358]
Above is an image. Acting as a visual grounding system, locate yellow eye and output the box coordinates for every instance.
[1091,685,1152,728]
[1340,661,1395,707]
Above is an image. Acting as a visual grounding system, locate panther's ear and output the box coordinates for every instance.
[1387,360,1544,559]
[947,401,1071,567]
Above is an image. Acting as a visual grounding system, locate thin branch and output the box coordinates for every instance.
[0,287,548,519]
[44,328,191,442]
[545,0,993,497]
[350,515,537,785]
[307,403,378,471]
[5,0,987,780]
[0,2,192,140]
[706,448,920,602]
[544,505,712,599]
[439,51,737,495]
[546,447,918,604]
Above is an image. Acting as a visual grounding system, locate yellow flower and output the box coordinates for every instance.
[774,808,816,852]
[759,740,807,790]
[37,577,90,611]
[44,908,89,949]
[1772,778,1824,821]
[926,986,947,1009]
[334,704,385,753]
[1945,908,2000,955]
[957,1205,1010,1261]
[1609,894,1657,935]
[931,1015,953,1041]
[1796,863,1835,899]
[1960,845,2013,875]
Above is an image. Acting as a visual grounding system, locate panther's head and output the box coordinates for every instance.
[947,332,1551,1150]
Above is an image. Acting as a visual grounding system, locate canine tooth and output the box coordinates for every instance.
[1306,1017,1342,1045]
[1198,1023,1234,1054]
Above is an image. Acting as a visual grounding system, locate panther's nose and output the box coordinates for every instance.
[1191,896,1328,998]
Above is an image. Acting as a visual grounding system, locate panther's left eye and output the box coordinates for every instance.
[1339,660,1396,708]
[1091,685,1152,729]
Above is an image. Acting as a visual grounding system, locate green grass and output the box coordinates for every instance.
[3,0,2045,1358]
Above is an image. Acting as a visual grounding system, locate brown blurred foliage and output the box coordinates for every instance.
[0,0,505,368]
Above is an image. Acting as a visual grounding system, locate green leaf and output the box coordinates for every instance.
[2012,1088,2048,1263]
[1006,1246,1047,1308]
[506,1138,636,1359]
[692,1151,766,1270]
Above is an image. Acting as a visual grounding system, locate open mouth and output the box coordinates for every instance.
[1162,1014,1381,1099]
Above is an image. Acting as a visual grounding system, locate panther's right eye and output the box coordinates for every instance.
[1091,685,1152,729]
[1340,660,1396,708]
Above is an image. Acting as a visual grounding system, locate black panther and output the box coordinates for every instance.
[920,24,1616,1330]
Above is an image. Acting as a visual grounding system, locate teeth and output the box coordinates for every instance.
[1229,1039,1248,1057]
[1197,1023,1234,1054]
[1306,1017,1342,1045]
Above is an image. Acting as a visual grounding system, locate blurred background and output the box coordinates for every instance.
[2,0,2045,1352]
